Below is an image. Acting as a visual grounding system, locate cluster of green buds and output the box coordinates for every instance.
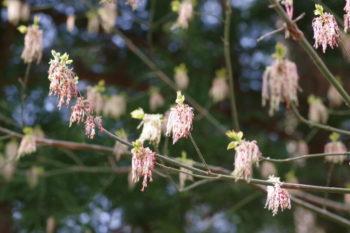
[226,130,244,150]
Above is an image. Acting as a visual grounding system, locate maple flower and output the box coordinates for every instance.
[66,15,76,32]
[86,84,104,114]
[113,129,129,161]
[103,95,126,119]
[226,131,262,181]
[265,175,291,216]
[17,127,36,159]
[69,97,92,126]
[262,43,299,116]
[99,0,117,33]
[174,63,189,90]
[6,0,21,25]
[87,13,100,34]
[20,20,43,64]
[209,68,229,103]
[344,0,350,33]
[131,141,156,191]
[281,0,294,19]
[149,87,165,111]
[324,133,347,164]
[171,0,194,29]
[84,116,96,139]
[179,152,194,189]
[327,84,343,107]
[308,95,328,123]
[166,91,194,144]
[133,111,163,147]
[48,50,79,109]
[312,4,340,53]
[260,161,277,179]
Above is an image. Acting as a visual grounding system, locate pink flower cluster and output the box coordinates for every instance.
[312,12,339,53]
[166,98,194,144]
[21,25,43,64]
[131,143,156,191]
[233,140,261,181]
[344,0,350,33]
[265,176,291,216]
[48,51,78,109]
[262,59,299,116]
[324,141,347,164]
[48,51,102,139]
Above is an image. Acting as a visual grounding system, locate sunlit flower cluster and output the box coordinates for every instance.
[227,131,261,181]
[324,133,347,164]
[20,23,43,64]
[209,68,229,103]
[131,141,156,191]
[17,128,36,159]
[6,0,30,25]
[172,0,194,29]
[344,0,350,33]
[312,4,339,53]
[103,95,126,119]
[265,176,291,216]
[113,129,129,160]
[166,91,194,144]
[262,52,299,116]
[99,0,117,33]
[174,63,189,90]
[308,95,328,123]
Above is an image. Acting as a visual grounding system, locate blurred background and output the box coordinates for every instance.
[0,0,350,232]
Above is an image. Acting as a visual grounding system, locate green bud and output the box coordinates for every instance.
[17,25,28,34]
[131,108,145,119]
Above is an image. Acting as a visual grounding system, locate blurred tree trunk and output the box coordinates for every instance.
[0,202,13,233]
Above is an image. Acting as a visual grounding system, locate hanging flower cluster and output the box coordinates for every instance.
[209,68,229,103]
[327,77,344,108]
[113,129,129,161]
[324,133,347,164]
[226,131,262,181]
[174,63,189,90]
[6,0,30,25]
[308,95,328,123]
[48,51,102,139]
[178,152,194,189]
[18,17,43,64]
[344,0,350,33]
[166,91,194,144]
[17,127,36,159]
[312,4,340,53]
[131,108,163,147]
[131,141,156,191]
[265,175,291,216]
[99,0,117,33]
[149,87,165,111]
[281,0,294,19]
[262,43,299,116]
[171,0,194,30]
[66,15,76,32]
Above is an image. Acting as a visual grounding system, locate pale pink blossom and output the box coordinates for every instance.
[260,161,277,179]
[324,140,347,164]
[21,3,30,21]
[281,0,294,19]
[21,25,43,64]
[327,85,343,107]
[209,70,229,103]
[48,51,78,109]
[46,217,56,233]
[174,64,189,90]
[5,140,18,160]
[172,0,193,29]
[308,96,328,123]
[66,15,75,32]
[312,7,339,53]
[138,114,163,147]
[131,142,156,191]
[84,116,96,139]
[69,97,92,126]
[6,0,21,25]
[344,0,350,33]
[166,92,194,144]
[262,59,299,116]
[86,86,104,114]
[284,110,298,135]
[113,129,129,160]
[17,134,36,159]
[99,1,117,33]
[232,140,261,181]
[265,176,291,216]
[149,91,165,111]
[103,95,126,119]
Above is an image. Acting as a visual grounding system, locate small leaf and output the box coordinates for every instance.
[130,108,144,119]
[17,25,28,34]
[329,132,340,142]
[314,4,324,16]
[227,141,238,150]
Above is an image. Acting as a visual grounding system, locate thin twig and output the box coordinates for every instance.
[224,0,240,130]
[189,134,211,173]
[261,152,350,163]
